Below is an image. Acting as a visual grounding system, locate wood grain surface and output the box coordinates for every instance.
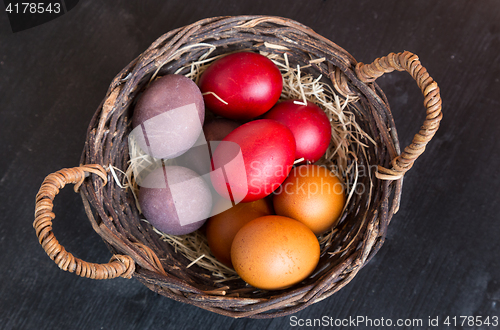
[1,0,499,329]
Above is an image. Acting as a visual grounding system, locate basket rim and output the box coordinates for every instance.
[78,15,405,319]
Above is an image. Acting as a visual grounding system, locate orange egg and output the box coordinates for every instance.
[273,164,345,235]
[205,197,273,267]
[231,215,320,290]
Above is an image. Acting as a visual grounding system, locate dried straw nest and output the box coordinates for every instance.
[60,15,442,318]
[123,48,370,281]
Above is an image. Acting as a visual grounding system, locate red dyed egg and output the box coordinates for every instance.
[264,100,331,163]
[199,52,283,121]
[210,119,296,203]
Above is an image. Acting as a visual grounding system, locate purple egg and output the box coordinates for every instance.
[131,74,205,159]
[175,118,240,176]
[203,118,241,142]
[138,166,212,235]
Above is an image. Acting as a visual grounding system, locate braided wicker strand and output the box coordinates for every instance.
[34,165,135,279]
[355,51,443,180]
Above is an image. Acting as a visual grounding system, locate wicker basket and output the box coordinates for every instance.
[34,16,442,318]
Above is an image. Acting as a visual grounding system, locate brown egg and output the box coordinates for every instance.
[273,164,346,235]
[231,215,320,290]
[205,197,273,267]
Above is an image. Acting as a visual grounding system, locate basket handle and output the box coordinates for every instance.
[34,165,135,279]
[355,51,443,180]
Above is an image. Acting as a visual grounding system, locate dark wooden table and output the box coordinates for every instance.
[2,1,499,329]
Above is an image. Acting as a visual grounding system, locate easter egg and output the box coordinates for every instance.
[273,164,345,235]
[210,119,296,203]
[138,165,212,235]
[206,197,273,267]
[175,117,240,176]
[264,99,331,163]
[231,215,320,290]
[203,117,241,142]
[131,74,205,159]
[199,52,283,120]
